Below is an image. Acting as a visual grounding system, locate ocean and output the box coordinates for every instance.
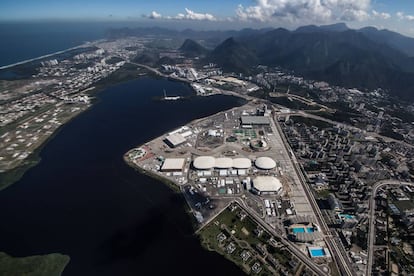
[0,21,131,67]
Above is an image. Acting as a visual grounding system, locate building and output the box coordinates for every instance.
[241,116,270,127]
[165,133,186,148]
[251,176,283,195]
[193,156,215,170]
[161,158,186,172]
[255,157,276,170]
[192,156,252,170]
[328,193,343,212]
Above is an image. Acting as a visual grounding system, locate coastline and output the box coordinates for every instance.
[0,41,102,70]
[0,62,151,190]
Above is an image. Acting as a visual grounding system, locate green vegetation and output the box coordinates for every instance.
[0,252,70,276]
[198,204,292,275]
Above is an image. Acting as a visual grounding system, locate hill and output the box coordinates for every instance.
[179,39,209,57]
[207,37,258,74]
[207,27,414,100]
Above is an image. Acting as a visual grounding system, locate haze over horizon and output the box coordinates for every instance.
[1,0,414,37]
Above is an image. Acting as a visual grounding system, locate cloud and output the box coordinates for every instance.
[175,8,217,21]
[397,11,414,21]
[236,0,372,23]
[372,10,391,20]
[148,11,162,19]
[146,8,217,21]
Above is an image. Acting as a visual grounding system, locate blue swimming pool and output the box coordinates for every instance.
[309,248,325,257]
[292,227,305,233]
[307,227,315,233]
[339,214,355,219]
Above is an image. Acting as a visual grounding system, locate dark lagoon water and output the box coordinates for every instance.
[0,77,246,275]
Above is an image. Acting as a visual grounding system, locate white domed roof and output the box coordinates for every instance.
[253,176,282,192]
[233,158,252,169]
[255,157,276,170]
[193,156,215,170]
[215,157,233,169]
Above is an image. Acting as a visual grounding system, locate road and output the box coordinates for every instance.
[366,180,414,276]
[273,115,355,276]
[278,110,414,149]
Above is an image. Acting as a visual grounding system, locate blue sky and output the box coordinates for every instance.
[1,0,414,36]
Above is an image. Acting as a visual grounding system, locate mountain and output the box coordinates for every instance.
[207,37,258,74]
[179,39,209,57]
[358,27,414,57]
[229,28,414,100]
[295,23,350,33]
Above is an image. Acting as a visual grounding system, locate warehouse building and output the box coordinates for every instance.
[161,158,186,172]
[165,133,186,148]
[241,116,271,127]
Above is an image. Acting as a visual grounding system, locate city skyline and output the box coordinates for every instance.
[1,0,414,36]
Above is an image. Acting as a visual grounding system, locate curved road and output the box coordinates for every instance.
[366,180,414,276]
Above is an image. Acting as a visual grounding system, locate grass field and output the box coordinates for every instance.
[0,252,70,276]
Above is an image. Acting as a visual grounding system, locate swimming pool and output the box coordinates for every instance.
[339,214,355,219]
[292,227,305,233]
[309,248,325,257]
[292,227,315,233]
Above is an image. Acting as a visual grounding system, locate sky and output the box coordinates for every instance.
[1,0,414,36]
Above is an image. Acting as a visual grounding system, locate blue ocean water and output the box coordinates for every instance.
[0,22,111,66]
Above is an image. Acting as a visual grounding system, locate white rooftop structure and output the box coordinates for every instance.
[215,157,233,169]
[233,158,252,169]
[165,133,186,148]
[161,158,186,172]
[252,176,282,195]
[193,156,215,170]
[255,157,276,170]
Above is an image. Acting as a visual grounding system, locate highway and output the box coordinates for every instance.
[273,115,355,276]
[195,198,329,275]
[235,199,330,276]
[366,180,414,276]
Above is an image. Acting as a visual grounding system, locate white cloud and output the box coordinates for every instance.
[236,0,372,23]
[146,8,217,21]
[148,11,162,19]
[396,11,414,21]
[175,8,217,21]
[372,10,391,20]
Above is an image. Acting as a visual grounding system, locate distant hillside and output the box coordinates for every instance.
[358,27,414,57]
[207,37,258,74]
[179,39,209,57]
[214,27,414,100]
[107,25,414,100]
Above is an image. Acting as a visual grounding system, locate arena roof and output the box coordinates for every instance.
[255,157,276,170]
[233,158,252,169]
[252,176,282,193]
[193,156,215,170]
[165,133,186,147]
[241,116,270,125]
[215,157,233,169]
[161,158,185,171]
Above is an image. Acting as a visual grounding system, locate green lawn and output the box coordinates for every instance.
[0,252,70,276]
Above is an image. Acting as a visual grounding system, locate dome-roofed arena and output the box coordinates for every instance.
[193,156,215,170]
[255,157,276,170]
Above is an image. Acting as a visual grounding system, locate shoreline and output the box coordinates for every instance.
[0,62,152,190]
[0,41,102,70]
